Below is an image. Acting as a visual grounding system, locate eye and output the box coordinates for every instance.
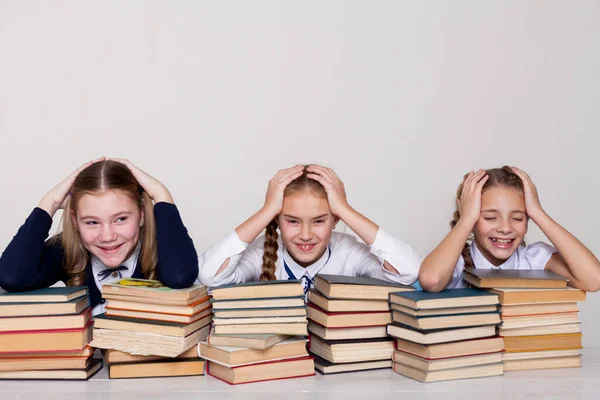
[483,217,496,221]
[314,219,326,224]
[85,221,99,226]
[286,219,299,225]
[115,217,128,223]
[512,218,524,222]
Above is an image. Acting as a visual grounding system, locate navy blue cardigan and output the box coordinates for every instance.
[0,202,199,309]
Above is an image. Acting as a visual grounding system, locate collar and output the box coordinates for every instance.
[470,241,520,270]
[283,245,331,279]
[91,240,141,283]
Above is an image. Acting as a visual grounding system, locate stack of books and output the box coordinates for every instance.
[102,347,205,379]
[307,275,414,374]
[90,278,211,378]
[464,268,585,372]
[387,288,504,383]
[0,287,101,380]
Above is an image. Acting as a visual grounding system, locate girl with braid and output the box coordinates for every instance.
[418,166,600,292]
[199,165,421,293]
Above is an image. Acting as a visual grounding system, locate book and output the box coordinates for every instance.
[105,296,211,316]
[503,355,581,371]
[0,358,102,380]
[502,349,581,361]
[393,361,503,382]
[394,337,505,360]
[108,359,206,379]
[199,337,308,367]
[206,356,315,384]
[206,329,289,350]
[211,280,304,301]
[313,355,392,374]
[0,308,92,332]
[0,287,88,303]
[0,346,94,358]
[503,333,582,353]
[0,355,91,372]
[500,302,578,316]
[488,288,586,305]
[211,297,306,310]
[106,306,213,325]
[213,307,307,319]
[307,290,390,312]
[309,336,394,363]
[0,295,90,318]
[389,288,499,310]
[307,321,388,340]
[212,316,307,325]
[93,313,212,337]
[314,274,413,300]
[307,303,391,328]
[393,350,503,372]
[499,323,582,337]
[387,323,496,345]
[102,279,207,304]
[391,310,500,330]
[0,322,92,353]
[391,303,498,317]
[213,322,308,336]
[463,268,567,289]
[500,312,579,329]
[102,347,200,364]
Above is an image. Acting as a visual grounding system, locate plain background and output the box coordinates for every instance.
[0,1,598,346]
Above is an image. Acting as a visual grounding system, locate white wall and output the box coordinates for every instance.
[1,0,599,345]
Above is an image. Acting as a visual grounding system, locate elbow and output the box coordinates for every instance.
[198,266,217,288]
[418,270,448,293]
[580,277,600,293]
[160,265,199,289]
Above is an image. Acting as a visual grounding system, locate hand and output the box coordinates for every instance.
[457,169,489,227]
[306,165,349,216]
[263,165,305,216]
[38,157,106,216]
[110,158,173,203]
[510,167,545,220]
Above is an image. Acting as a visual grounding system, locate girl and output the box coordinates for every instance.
[418,166,600,292]
[199,164,421,292]
[0,158,199,315]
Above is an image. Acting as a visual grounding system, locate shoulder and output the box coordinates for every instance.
[329,232,367,252]
[518,241,558,269]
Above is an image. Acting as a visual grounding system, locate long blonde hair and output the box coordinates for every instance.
[53,160,158,286]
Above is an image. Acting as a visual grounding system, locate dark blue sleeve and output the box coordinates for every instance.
[154,202,199,288]
[0,208,67,291]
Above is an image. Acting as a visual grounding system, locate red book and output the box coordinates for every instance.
[0,321,92,353]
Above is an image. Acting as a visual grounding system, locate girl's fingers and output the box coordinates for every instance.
[475,175,489,192]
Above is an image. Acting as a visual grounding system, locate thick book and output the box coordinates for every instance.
[463,268,567,289]
[500,302,578,317]
[391,303,498,317]
[213,307,307,319]
[210,296,306,310]
[500,312,579,330]
[394,337,505,360]
[108,358,206,379]
[0,287,88,303]
[502,349,581,361]
[105,296,211,317]
[212,316,307,325]
[391,310,500,330]
[0,295,90,318]
[93,313,212,337]
[313,354,392,374]
[308,336,394,363]
[102,279,207,304]
[503,355,581,372]
[307,290,390,312]
[314,274,413,300]
[307,321,388,340]
[0,322,92,353]
[389,288,499,310]
[0,346,93,358]
[499,322,581,337]
[0,308,92,332]
[393,360,503,382]
[503,333,582,353]
[206,328,289,350]
[211,280,304,301]
[387,323,496,345]
[213,322,308,336]
[0,355,91,372]
[393,350,503,372]
[199,337,308,367]
[0,358,102,381]
[206,356,315,385]
[489,288,586,305]
[106,306,213,325]
[307,303,391,328]
[103,347,200,364]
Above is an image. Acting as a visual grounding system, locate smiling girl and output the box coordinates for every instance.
[0,159,199,314]
[199,165,421,293]
[418,166,600,292]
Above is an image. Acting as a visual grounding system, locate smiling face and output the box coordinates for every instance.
[74,189,144,268]
[277,189,336,267]
[472,186,528,266]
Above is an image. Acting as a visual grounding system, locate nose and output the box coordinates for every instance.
[99,224,117,242]
[497,218,513,234]
[299,223,313,241]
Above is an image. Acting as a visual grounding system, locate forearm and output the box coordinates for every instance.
[335,205,379,245]
[235,207,277,244]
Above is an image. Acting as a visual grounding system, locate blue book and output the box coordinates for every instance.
[389,288,499,310]
[0,286,88,303]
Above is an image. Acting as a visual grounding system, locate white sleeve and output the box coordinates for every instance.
[355,229,422,286]
[197,232,262,287]
[445,256,468,289]
[524,241,558,270]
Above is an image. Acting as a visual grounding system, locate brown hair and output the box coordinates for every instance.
[51,160,158,286]
[451,166,525,268]
[260,168,327,281]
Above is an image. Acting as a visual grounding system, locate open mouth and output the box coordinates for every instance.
[97,243,124,254]
[490,238,514,249]
[295,243,316,252]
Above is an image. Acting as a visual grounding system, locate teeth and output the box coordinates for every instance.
[492,238,512,244]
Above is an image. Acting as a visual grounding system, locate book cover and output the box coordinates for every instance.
[0,287,88,303]
[315,274,413,289]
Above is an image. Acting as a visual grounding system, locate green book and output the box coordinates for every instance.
[0,286,88,303]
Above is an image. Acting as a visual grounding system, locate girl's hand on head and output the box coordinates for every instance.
[110,158,173,204]
[38,157,106,216]
[510,167,545,220]
[457,169,488,227]
[306,165,350,216]
[263,165,305,217]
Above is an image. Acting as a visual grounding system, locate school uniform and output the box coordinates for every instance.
[446,241,558,289]
[198,229,422,293]
[0,202,198,315]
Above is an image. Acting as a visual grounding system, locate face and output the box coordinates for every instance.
[277,190,336,268]
[73,190,144,268]
[472,186,528,266]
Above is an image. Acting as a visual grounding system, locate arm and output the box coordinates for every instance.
[418,170,488,292]
[512,167,600,292]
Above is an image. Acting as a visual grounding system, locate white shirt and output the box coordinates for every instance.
[91,241,141,315]
[447,241,558,289]
[198,229,422,288]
